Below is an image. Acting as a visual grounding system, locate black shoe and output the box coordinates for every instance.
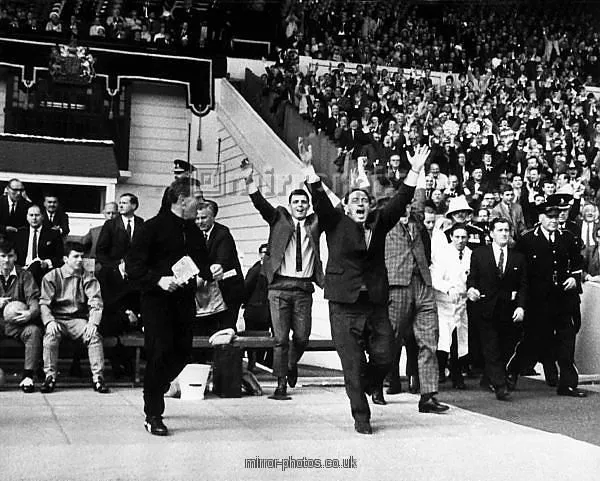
[371,388,387,405]
[287,365,298,388]
[419,396,450,414]
[506,373,518,391]
[92,378,111,394]
[386,378,402,395]
[144,416,169,436]
[495,386,511,401]
[408,375,420,394]
[19,377,35,393]
[40,376,56,394]
[269,377,291,400]
[557,387,587,398]
[354,420,373,435]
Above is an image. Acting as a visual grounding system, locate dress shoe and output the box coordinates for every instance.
[557,387,587,398]
[40,376,56,394]
[506,373,518,391]
[371,389,387,405]
[354,420,373,435]
[19,377,35,393]
[269,377,291,400]
[386,379,402,395]
[144,416,169,436]
[418,396,450,414]
[495,386,511,401]
[92,377,111,394]
[408,376,420,394]
[287,365,298,388]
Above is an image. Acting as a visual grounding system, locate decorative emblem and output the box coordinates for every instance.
[49,41,95,84]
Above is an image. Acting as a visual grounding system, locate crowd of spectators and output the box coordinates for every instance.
[264,1,600,226]
[0,0,234,52]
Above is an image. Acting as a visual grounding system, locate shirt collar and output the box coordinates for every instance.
[60,264,83,278]
[1,267,17,278]
[204,224,215,239]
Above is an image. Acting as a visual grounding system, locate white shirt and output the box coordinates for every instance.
[540,226,555,243]
[278,219,316,279]
[26,226,41,266]
[7,198,15,214]
[581,221,596,247]
[203,224,214,243]
[492,243,508,273]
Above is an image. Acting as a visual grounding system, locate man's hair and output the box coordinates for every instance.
[489,217,510,231]
[288,189,310,204]
[0,238,16,255]
[43,192,59,200]
[120,193,139,208]
[542,178,555,187]
[64,241,85,255]
[198,199,219,217]
[7,178,22,187]
[27,204,42,214]
[500,184,513,194]
[166,177,202,204]
[449,222,468,236]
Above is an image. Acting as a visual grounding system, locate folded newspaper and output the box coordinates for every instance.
[172,256,200,284]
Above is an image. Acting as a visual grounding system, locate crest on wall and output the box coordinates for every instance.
[49,42,96,84]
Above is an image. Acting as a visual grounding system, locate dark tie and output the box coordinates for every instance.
[0,275,7,291]
[458,250,463,261]
[295,222,302,272]
[32,228,38,259]
[498,248,504,277]
[586,222,592,247]
[10,203,15,217]
[126,219,132,240]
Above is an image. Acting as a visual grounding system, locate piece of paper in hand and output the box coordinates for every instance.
[222,269,237,280]
[172,256,200,283]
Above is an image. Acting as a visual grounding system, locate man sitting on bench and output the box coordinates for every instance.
[0,238,41,393]
[39,241,110,394]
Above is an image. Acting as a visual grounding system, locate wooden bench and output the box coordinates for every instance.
[119,333,336,384]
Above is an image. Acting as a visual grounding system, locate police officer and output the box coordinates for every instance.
[506,194,586,397]
[159,159,197,213]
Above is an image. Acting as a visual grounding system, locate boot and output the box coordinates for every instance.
[269,376,291,400]
[437,351,448,383]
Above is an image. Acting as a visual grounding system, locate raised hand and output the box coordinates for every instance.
[240,159,254,184]
[407,145,430,173]
[298,137,313,167]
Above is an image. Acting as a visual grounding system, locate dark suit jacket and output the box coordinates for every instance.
[42,208,70,237]
[14,226,64,285]
[467,245,527,320]
[250,190,324,288]
[97,215,145,269]
[0,196,31,234]
[309,179,415,305]
[205,222,245,307]
[584,246,600,277]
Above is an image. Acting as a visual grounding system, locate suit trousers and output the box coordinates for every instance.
[141,292,194,418]
[329,296,394,423]
[268,289,312,378]
[43,318,105,382]
[389,274,439,395]
[477,303,521,389]
[507,298,578,389]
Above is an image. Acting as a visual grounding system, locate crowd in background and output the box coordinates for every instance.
[0,0,234,51]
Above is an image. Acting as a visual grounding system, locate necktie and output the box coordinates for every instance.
[49,213,54,223]
[498,248,504,276]
[586,222,592,247]
[126,219,132,240]
[32,228,38,259]
[0,275,6,291]
[295,222,302,272]
[458,250,463,261]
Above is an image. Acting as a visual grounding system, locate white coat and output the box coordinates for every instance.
[431,244,471,356]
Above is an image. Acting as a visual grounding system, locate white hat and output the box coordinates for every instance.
[446,195,473,218]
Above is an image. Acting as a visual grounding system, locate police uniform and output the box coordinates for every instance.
[507,195,584,395]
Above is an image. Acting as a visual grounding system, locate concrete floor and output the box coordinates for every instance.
[2,381,600,481]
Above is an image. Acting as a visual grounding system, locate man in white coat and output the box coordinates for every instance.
[431,223,471,389]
